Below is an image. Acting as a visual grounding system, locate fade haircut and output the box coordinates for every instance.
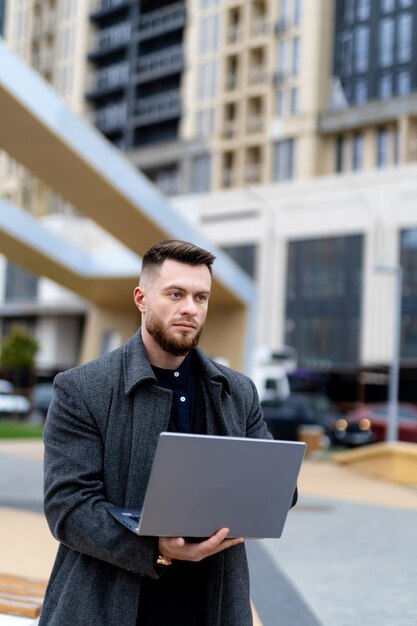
[140,240,216,284]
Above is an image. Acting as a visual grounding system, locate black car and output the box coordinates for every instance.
[261,392,373,447]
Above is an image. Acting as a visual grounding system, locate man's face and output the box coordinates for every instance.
[135,259,212,357]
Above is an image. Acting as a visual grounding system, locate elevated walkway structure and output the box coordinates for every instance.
[0,39,256,370]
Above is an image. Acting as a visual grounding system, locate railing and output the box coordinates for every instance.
[136,45,183,78]
[138,3,185,38]
[227,24,240,44]
[223,120,237,138]
[90,22,131,54]
[226,72,238,90]
[90,0,128,12]
[89,62,129,92]
[136,89,181,122]
[245,163,262,183]
[250,18,269,37]
[248,65,268,85]
[247,115,263,133]
[92,102,127,131]
[222,168,236,187]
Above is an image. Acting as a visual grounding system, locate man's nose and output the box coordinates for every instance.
[180,295,198,316]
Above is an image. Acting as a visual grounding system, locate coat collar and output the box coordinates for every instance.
[123,329,231,395]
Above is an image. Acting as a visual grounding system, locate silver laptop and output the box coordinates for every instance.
[106,432,305,539]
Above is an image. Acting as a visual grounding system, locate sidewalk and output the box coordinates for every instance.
[1,441,416,625]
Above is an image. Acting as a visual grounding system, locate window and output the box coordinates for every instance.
[356,0,371,20]
[290,87,299,114]
[400,228,417,357]
[353,78,368,104]
[276,89,285,116]
[221,244,256,278]
[285,235,363,366]
[195,108,215,137]
[344,0,354,24]
[380,0,395,13]
[397,70,411,96]
[291,37,300,76]
[200,15,220,55]
[378,73,393,99]
[5,262,38,303]
[354,25,369,72]
[293,0,302,25]
[273,139,295,181]
[277,39,287,75]
[336,136,346,172]
[396,13,412,63]
[376,128,388,167]
[379,18,394,67]
[190,155,211,193]
[197,62,218,100]
[352,133,363,171]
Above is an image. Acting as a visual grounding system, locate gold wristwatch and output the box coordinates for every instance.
[156,554,172,566]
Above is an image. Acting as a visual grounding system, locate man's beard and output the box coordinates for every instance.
[146,318,204,356]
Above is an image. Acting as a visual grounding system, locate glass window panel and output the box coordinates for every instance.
[379,18,394,67]
[396,13,413,63]
[221,244,256,278]
[292,37,300,76]
[336,136,345,172]
[380,0,395,13]
[191,155,211,193]
[352,132,363,171]
[356,0,371,20]
[354,25,369,72]
[376,128,388,167]
[397,70,411,95]
[378,73,393,99]
[353,78,368,104]
[5,262,38,303]
[273,139,295,181]
[290,87,299,114]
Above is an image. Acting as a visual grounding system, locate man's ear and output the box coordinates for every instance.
[133,286,146,313]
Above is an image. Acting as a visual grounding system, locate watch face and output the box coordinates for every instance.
[156,555,172,566]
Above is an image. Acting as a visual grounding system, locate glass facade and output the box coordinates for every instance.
[334,0,417,105]
[285,235,363,367]
[400,228,417,359]
[221,244,256,278]
[5,262,38,303]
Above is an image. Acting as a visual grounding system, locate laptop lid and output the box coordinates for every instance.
[136,432,305,539]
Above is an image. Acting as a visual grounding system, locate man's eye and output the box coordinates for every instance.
[196,294,208,302]
[170,291,182,299]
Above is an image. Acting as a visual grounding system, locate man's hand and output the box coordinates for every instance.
[158,528,243,563]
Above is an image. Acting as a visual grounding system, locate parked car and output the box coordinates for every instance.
[32,382,54,421]
[261,392,373,447]
[0,379,31,419]
[345,403,417,443]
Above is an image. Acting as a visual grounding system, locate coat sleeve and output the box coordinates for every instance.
[43,372,162,579]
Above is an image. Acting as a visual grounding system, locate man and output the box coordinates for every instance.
[40,240,284,626]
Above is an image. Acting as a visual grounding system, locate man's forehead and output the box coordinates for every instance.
[157,259,211,285]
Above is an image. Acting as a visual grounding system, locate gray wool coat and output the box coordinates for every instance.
[39,330,272,626]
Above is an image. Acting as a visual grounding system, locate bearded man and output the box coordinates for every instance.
[39,240,282,626]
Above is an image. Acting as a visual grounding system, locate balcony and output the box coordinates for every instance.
[226,72,238,91]
[244,163,262,184]
[92,102,127,132]
[87,62,129,96]
[250,18,269,38]
[138,3,186,41]
[135,45,183,83]
[248,65,268,85]
[247,115,263,134]
[222,168,237,187]
[227,24,241,45]
[89,22,131,57]
[32,12,56,38]
[223,120,238,138]
[90,0,130,18]
[135,90,181,126]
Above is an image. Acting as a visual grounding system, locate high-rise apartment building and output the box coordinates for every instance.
[320,0,417,174]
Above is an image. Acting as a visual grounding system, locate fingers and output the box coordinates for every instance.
[159,529,244,563]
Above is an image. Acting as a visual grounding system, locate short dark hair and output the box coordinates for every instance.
[141,240,216,280]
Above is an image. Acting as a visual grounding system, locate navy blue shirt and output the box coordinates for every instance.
[151,353,195,433]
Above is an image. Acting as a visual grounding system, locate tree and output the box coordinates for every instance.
[0,325,39,389]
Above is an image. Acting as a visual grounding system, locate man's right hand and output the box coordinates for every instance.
[158,528,243,563]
